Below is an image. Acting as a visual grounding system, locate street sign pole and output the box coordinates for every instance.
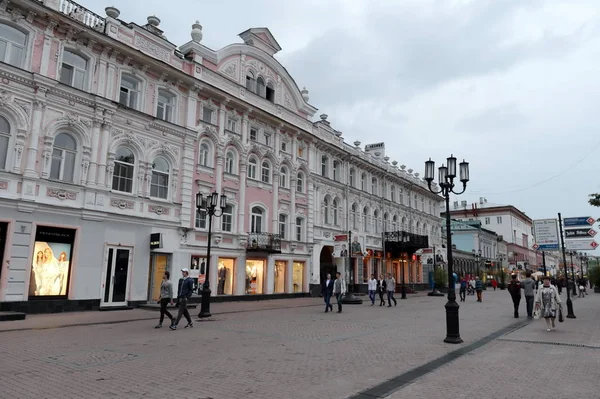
[558,212,575,319]
[542,251,547,276]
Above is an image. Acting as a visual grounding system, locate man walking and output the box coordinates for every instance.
[377,275,387,306]
[170,268,194,330]
[368,274,377,306]
[333,272,345,313]
[321,273,334,313]
[521,271,536,319]
[459,277,467,302]
[386,273,397,307]
[507,273,522,318]
[475,276,483,302]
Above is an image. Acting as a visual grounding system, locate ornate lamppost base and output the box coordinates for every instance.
[565,298,576,319]
[197,286,212,319]
[341,292,363,304]
[401,284,407,299]
[443,298,463,344]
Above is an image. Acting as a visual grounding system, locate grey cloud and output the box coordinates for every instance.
[456,104,529,134]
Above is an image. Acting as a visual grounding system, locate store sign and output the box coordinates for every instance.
[533,219,560,250]
[150,233,162,250]
[29,226,76,297]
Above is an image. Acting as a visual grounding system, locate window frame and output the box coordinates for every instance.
[221,204,234,232]
[296,171,304,193]
[0,114,13,171]
[250,206,265,233]
[119,73,141,110]
[49,132,78,183]
[198,140,213,168]
[321,155,328,177]
[279,166,288,188]
[225,150,237,175]
[59,49,89,91]
[248,157,258,180]
[278,213,287,239]
[323,197,330,225]
[0,22,28,69]
[202,105,215,124]
[250,127,258,142]
[156,88,177,123]
[295,217,304,242]
[150,156,170,200]
[111,146,136,194]
[261,160,271,184]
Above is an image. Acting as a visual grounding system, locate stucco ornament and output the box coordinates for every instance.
[191,21,203,43]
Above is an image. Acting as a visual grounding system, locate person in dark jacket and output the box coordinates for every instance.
[321,273,334,313]
[377,275,387,306]
[475,277,484,302]
[459,278,467,302]
[170,268,194,330]
[507,274,522,318]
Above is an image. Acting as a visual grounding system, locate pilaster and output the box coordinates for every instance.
[271,170,280,234]
[96,116,112,186]
[23,98,46,178]
[180,135,196,227]
[40,21,58,76]
[238,160,248,235]
[286,259,294,293]
[86,116,102,186]
[265,256,275,295]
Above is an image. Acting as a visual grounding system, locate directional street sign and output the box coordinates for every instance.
[564,216,595,227]
[565,228,597,239]
[565,239,598,251]
[533,219,560,250]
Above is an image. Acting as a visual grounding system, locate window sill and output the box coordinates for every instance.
[196,165,215,175]
[148,196,171,204]
[247,179,273,191]
[110,189,137,197]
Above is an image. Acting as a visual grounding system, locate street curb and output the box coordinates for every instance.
[347,318,533,399]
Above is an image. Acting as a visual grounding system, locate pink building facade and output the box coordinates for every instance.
[0,0,442,313]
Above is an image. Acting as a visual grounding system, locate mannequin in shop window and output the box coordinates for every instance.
[218,262,227,295]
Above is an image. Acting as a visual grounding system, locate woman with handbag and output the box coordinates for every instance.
[534,276,562,331]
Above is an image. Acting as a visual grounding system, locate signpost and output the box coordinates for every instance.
[533,219,560,250]
[564,228,597,239]
[565,239,598,251]
[563,217,595,227]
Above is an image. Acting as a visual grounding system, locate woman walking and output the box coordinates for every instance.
[155,271,174,328]
[535,276,562,332]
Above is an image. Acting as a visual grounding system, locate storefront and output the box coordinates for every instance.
[149,253,171,302]
[292,261,304,293]
[245,259,266,294]
[274,260,286,293]
[217,258,234,295]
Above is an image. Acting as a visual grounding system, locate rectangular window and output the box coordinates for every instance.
[497,216,502,224]
[298,147,304,158]
[264,133,271,146]
[484,217,490,225]
[278,214,287,239]
[221,205,233,232]
[281,141,287,152]
[295,217,303,241]
[227,118,237,132]
[157,91,174,122]
[202,107,213,123]
[195,210,206,229]
[250,128,257,141]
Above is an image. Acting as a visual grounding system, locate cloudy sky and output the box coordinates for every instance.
[81,0,600,223]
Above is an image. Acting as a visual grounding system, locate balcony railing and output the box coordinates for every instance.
[384,230,429,257]
[247,232,282,253]
[57,0,106,32]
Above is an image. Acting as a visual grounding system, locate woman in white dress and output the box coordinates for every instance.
[57,251,69,295]
[535,276,562,332]
[39,247,60,296]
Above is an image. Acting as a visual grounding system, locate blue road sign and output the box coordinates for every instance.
[537,244,560,250]
[564,217,595,227]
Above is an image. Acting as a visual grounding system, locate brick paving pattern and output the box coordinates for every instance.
[0,290,597,398]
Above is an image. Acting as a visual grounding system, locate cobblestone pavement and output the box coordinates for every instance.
[0,289,589,399]
[386,291,600,399]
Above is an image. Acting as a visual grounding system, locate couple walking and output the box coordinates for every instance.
[368,274,397,307]
[322,272,346,313]
[155,268,195,330]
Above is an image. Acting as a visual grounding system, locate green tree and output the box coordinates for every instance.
[588,193,600,207]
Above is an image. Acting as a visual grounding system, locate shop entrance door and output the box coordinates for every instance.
[0,222,7,281]
[149,254,170,302]
[101,246,132,308]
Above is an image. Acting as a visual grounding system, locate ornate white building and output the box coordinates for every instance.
[0,0,442,313]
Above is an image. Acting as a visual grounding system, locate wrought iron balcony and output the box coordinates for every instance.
[384,230,429,256]
[247,232,282,253]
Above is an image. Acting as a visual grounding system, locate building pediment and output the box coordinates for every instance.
[238,28,282,56]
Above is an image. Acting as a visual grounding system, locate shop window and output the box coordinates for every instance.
[50,132,77,183]
[0,115,11,170]
[0,23,27,68]
[59,50,88,90]
[150,156,169,199]
[293,262,304,293]
[112,146,135,193]
[245,260,264,294]
[29,226,76,297]
[217,258,234,295]
[190,255,206,293]
[119,74,140,109]
[274,260,286,293]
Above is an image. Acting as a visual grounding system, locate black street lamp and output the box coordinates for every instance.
[568,251,577,297]
[196,190,227,319]
[424,155,469,344]
[342,230,363,304]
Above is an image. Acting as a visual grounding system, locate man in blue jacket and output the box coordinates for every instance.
[170,268,194,330]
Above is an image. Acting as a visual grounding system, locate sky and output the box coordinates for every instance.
[80,0,600,224]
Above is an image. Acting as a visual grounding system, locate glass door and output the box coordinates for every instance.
[149,254,170,302]
[101,246,132,307]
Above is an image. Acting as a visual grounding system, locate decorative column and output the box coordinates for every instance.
[214,147,224,233]
[96,118,112,186]
[286,259,294,293]
[218,101,228,136]
[179,134,196,227]
[241,111,250,143]
[271,169,280,234]
[186,86,200,129]
[238,160,248,235]
[24,98,46,178]
[265,257,275,295]
[105,52,118,101]
[40,20,58,76]
[96,48,111,97]
[86,116,102,186]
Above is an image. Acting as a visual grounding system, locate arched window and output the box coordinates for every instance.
[349,168,355,187]
[199,141,212,167]
[296,171,304,193]
[266,82,275,102]
[391,185,395,202]
[402,216,407,231]
[156,89,176,122]
[278,214,287,239]
[251,206,264,233]
[295,217,304,241]
[119,74,140,109]
[416,221,421,235]
[280,166,288,188]
[321,155,328,177]
[0,23,27,68]
[0,115,11,170]
[351,203,358,229]
[323,197,330,225]
[59,50,88,90]
[392,215,398,231]
[333,198,339,225]
[248,157,258,180]
[333,160,340,181]
[256,76,266,97]
[261,161,271,183]
[363,206,370,232]
[112,147,135,193]
[383,213,389,232]
[50,133,77,182]
[372,177,378,195]
[361,173,366,191]
[246,71,256,92]
[150,156,169,199]
[374,209,380,233]
[225,150,236,174]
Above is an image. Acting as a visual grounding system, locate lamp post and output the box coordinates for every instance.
[196,190,227,319]
[424,155,469,344]
[568,251,577,297]
[472,249,481,277]
[342,230,363,304]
